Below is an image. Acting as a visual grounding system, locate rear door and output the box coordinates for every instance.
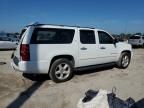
[97,31,118,63]
[78,29,101,67]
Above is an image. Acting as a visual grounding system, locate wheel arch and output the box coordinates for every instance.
[49,55,75,73]
[116,50,131,69]
[121,50,131,58]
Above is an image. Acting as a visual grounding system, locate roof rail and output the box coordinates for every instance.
[26,22,42,27]
[26,22,95,29]
[78,26,95,29]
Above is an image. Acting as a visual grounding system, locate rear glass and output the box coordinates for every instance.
[30,28,75,44]
[130,36,141,39]
[19,29,27,39]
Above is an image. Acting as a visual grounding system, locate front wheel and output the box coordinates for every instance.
[49,58,73,83]
[117,52,131,69]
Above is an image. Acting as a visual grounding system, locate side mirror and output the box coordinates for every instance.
[113,38,118,44]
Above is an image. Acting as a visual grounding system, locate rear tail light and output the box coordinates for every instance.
[20,44,30,61]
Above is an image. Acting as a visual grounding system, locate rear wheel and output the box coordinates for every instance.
[117,52,131,69]
[49,58,73,83]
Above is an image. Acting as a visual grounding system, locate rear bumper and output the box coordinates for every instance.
[11,58,50,74]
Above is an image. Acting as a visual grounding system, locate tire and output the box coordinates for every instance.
[117,52,131,69]
[49,58,74,83]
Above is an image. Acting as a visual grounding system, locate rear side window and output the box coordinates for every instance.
[30,28,75,44]
[80,30,96,44]
[130,36,141,39]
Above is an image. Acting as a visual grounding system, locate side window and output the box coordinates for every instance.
[98,31,114,44]
[30,28,75,44]
[80,30,96,44]
[36,30,56,41]
[142,37,144,40]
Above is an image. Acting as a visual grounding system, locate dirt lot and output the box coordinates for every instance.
[0,49,144,108]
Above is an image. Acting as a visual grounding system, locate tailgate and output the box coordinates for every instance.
[11,28,28,62]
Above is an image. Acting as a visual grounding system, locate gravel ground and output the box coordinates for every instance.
[0,48,144,108]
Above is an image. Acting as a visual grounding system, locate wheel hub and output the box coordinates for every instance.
[122,55,129,67]
[55,63,70,80]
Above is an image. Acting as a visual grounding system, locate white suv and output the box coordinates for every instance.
[129,35,144,47]
[11,23,132,83]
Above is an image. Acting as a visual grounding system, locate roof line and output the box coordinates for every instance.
[26,23,95,29]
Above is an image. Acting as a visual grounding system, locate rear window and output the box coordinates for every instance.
[130,36,141,39]
[30,28,75,44]
[19,29,27,39]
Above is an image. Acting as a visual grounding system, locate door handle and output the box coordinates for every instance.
[100,47,106,49]
[81,47,87,50]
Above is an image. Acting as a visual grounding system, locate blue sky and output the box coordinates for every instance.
[0,0,144,34]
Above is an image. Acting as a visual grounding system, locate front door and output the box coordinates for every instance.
[97,31,118,63]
